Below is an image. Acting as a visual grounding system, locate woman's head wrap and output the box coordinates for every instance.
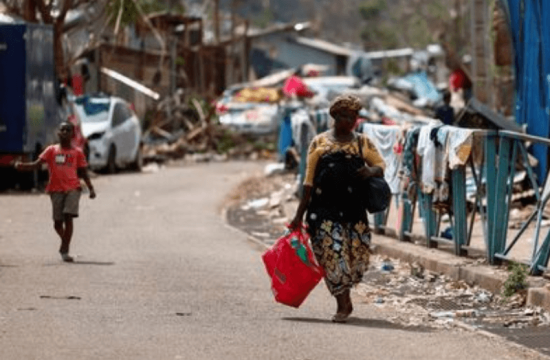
[329,94,362,119]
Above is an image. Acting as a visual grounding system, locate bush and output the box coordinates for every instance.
[502,261,529,297]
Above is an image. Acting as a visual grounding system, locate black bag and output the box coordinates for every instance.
[363,176,391,213]
[357,137,391,213]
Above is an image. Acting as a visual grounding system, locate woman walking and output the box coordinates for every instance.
[290,95,385,323]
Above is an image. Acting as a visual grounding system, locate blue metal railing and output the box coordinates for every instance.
[487,131,550,275]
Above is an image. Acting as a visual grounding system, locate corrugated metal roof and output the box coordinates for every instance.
[293,38,415,60]
[294,37,352,57]
[247,22,311,39]
[365,48,414,59]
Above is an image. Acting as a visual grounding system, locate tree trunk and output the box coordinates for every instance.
[23,0,38,22]
[54,20,66,80]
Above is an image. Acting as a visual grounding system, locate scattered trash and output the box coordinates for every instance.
[440,226,453,240]
[475,291,492,304]
[454,309,478,318]
[142,162,161,173]
[357,255,550,330]
[264,163,286,177]
[430,311,455,318]
[410,262,425,279]
[243,198,269,210]
[381,259,395,272]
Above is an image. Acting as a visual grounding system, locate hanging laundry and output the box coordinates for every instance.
[417,121,443,194]
[291,109,316,154]
[309,108,331,133]
[431,126,452,209]
[448,128,475,169]
[402,126,421,201]
[361,124,403,194]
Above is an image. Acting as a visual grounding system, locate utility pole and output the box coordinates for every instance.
[454,0,460,49]
[470,0,492,106]
[214,0,220,44]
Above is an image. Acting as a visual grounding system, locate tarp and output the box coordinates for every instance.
[504,0,550,181]
[282,76,314,98]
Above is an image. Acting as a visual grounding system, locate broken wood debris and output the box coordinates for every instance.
[142,92,277,163]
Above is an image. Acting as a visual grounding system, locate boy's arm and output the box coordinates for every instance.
[13,158,44,171]
[77,167,96,199]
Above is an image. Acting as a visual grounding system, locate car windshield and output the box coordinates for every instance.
[74,97,110,123]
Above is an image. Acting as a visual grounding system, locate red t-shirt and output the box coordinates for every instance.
[39,144,88,193]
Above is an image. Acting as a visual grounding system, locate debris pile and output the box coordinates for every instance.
[142,92,277,163]
[357,255,550,330]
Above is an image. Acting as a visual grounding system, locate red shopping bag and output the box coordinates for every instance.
[262,227,324,308]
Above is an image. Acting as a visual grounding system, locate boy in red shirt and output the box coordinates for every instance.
[14,121,96,262]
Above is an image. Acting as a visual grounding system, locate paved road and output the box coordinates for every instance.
[0,161,545,360]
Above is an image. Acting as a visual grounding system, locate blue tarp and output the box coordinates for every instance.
[402,71,442,104]
[504,0,550,181]
[74,95,110,116]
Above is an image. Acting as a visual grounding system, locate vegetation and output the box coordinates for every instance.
[105,0,179,28]
[502,261,529,297]
[252,8,274,29]
[358,0,456,50]
[358,0,386,20]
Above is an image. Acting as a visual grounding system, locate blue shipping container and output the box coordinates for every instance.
[0,23,59,156]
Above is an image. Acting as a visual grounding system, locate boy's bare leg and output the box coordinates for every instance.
[54,221,65,245]
[58,215,74,262]
[60,215,73,254]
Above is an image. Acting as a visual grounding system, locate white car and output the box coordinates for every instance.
[73,95,142,173]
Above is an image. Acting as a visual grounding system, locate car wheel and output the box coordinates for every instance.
[106,145,117,174]
[130,147,143,172]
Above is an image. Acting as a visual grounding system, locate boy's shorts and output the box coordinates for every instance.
[50,190,81,221]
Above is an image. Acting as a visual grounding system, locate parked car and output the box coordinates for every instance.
[72,94,142,173]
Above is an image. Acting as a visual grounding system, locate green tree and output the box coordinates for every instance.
[105,0,168,28]
[358,0,453,51]
[359,0,386,20]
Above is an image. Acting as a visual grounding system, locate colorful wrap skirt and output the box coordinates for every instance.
[309,219,371,296]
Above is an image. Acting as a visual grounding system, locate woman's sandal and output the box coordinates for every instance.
[331,312,351,323]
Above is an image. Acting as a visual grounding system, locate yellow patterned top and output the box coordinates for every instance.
[304,131,386,186]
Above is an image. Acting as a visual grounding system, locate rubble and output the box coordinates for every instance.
[355,254,550,330]
[141,91,277,165]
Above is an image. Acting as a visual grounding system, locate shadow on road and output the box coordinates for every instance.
[43,260,115,266]
[72,261,115,266]
[282,317,432,332]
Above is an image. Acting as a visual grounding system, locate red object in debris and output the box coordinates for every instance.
[381,117,397,126]
[282,75,314,98]
[72,74,84,96]
[449,68,472,91]
[216,103,229,115]
[67,114,87,151]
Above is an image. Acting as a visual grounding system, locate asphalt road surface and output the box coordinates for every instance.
[0,161,546,360]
